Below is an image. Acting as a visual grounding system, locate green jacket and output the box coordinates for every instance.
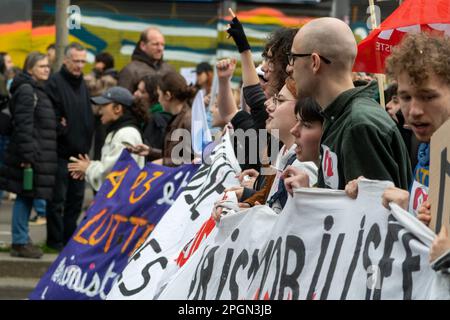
[318,81,412,190]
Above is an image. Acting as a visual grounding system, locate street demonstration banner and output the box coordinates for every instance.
[155,180,450,300]
[29,151,198,300]
[107,132,241,299]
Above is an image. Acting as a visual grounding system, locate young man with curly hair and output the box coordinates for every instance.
[380,33,450,273]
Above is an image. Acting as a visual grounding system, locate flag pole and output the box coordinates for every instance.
[368,0,386,109]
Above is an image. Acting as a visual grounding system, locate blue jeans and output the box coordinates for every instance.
[12,195,33,245]
[33,199,46,217]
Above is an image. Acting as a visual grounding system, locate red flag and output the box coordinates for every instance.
[354,0,450,73]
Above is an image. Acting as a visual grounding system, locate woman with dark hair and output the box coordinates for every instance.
[282,97,324,195]
[219,11,299,178]
[134,75,173,161]
[127,71,196,166]
[261,27,299,97]
[157,71,196,166]
[68,86,146,191]
[0,51,57,258]
[134,74,162,114]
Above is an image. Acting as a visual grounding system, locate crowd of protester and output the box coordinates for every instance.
[0,12,447,285]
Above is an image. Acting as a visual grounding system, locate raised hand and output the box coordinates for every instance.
[226,8,251,53]
[216,58,237,81]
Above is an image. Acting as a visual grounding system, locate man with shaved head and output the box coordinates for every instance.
[119,27,174,92]
[287,17,411,190]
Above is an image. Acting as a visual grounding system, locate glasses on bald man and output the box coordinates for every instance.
[286,52,331,66]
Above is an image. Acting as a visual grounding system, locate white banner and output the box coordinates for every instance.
[107,132,240,299]
[156,180,449,300]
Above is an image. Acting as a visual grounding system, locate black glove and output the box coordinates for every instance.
[227,17,251,53]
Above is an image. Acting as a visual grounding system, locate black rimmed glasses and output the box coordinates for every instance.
[286,52,331,66]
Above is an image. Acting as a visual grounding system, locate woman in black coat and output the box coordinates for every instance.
[0,52,57,258]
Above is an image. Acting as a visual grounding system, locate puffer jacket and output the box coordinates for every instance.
[0,72,57,200]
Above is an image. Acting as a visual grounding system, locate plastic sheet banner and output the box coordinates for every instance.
[107,132,241,299]
[156,180,449,300]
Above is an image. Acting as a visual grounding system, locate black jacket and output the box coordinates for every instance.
[0,72,57,200]
[143,111,173,161]
[230,84,276,172]
[45,65,94,159]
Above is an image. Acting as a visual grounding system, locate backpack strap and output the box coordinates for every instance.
[16,83,38,109]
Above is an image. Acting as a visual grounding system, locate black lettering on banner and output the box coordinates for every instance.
[191,246,220,300]
[184,162,234,220]
[117,239,166,296]
[254,238,282,300]
[214,248,234,300]
[436,147,450,233]
[363,223,381,300]
[247,249,261,284]
[341,215,366,300]
[320,232,345,299]
[118,257,168,296]
[182,164,210,192]
[215,229,239,300]
[278,235,305,300]
[401,232,421,300]
[229,249,249,299]
[373,215,403,300]
[307,215,333,300]
[129,238,162,261]
[188,247,209,298]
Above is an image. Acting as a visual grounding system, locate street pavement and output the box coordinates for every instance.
[0,188,94,299]
[0,188,94,249]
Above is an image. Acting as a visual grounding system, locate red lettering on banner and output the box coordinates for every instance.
[413,187,428,211]
[252,288,271,300]
[176,216,216,267]
[324,150,334,177]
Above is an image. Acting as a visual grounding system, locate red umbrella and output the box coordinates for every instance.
[353,0,450,74]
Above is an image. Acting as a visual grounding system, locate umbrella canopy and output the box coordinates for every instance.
[354,0,450,73]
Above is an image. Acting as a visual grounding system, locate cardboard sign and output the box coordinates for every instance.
[429,119,450,234]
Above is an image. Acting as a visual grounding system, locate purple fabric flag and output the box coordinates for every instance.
[29,151,198,300]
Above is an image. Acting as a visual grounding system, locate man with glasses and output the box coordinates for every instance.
[45,42,95,251]
[118,27,174,92]
[286,17,411,190]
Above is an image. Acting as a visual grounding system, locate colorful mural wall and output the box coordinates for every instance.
[0,1,315,76]
[0,1,370,80]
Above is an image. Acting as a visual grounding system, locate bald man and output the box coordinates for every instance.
[287,17,411,190]
[119,27,174,92]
